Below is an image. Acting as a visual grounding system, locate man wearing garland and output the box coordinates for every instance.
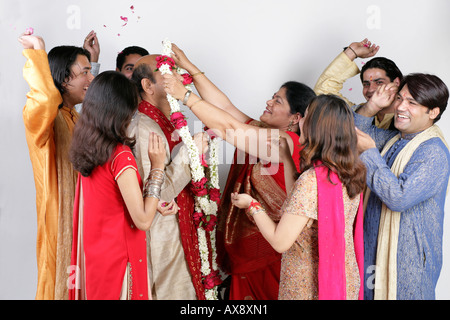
[128,55,208,299]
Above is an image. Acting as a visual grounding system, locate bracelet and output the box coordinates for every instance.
[182,89,192,105]
[246,200,264,216]
[191,71,205,77]
[187,98,203,109]
[344,46,358,59]
[143,168,165,199]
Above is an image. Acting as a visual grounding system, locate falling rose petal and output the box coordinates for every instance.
[117,33,121,36]
[361,61,366,65]
[122,23,127,27]
[120,16,128,22]
[130,5,134,10]
[25,27,34,35]
[349,88,353,91]
[103,24,107,27]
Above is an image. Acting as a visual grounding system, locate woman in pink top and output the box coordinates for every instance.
[232,95,367,300]
[68,71,167,300]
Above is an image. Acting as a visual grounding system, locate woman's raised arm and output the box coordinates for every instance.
[171,43,251,124]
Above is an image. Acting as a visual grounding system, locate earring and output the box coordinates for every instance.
[287,120,293,132]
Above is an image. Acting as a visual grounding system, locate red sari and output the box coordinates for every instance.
[216,121,302,300]
[69,144,148,300]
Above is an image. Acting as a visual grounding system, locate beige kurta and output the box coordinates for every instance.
[128,111,197,299]
[314,52,394,130]
[22,49,78,300]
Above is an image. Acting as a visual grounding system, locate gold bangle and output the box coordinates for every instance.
[188,98,203,109]
[191,71,205,77]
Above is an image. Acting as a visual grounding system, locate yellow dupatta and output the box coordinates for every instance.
[374,124,448,300]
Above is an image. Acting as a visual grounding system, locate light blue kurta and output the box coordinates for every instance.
[354,112,450,300]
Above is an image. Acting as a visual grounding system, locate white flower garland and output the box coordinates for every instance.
[160,39,221,300]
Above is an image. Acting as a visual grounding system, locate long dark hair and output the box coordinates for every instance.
[48,45,91,95]
[299,95,366,198]
[69,71,138,177]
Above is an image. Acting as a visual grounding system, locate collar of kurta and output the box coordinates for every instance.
[137,100,180,152]
[60,105,78,123]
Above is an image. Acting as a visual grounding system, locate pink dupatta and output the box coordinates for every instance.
[314,161,364,300]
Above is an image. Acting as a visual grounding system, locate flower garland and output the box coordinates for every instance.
[158,39,222,300]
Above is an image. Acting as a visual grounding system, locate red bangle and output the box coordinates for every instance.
[248,200,260,210]
[245,200,262,215]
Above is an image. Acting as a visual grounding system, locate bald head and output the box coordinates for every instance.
[131,54,170,108]
[134,54,159,73]
[131,54,160,94]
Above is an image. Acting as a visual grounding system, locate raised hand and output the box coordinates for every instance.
[367,83,398,111]
[170,43,196,72]
[345,38,380,60]
[83,30,100,62]
[18,30,45,50]
[163,73,188,100]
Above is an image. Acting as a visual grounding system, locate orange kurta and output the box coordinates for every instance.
[22,49,78,300]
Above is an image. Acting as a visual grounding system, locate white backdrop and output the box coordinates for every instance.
[1,0,449,300]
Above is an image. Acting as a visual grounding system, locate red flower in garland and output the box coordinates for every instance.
[181,73,193,85]
[209,188,221,203]
[203,275,215,290]
[170,112,187,129]
[203,270,222,289]
[190,177,208,197]
[201,214,217,232]
[155,55,176,70]
[193,211,204,227]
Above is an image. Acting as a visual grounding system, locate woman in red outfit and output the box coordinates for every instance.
[163,46,316,300]
[68,71,167,300]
